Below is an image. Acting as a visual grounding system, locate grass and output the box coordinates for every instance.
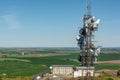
[98,53,120,61]
[0,49,120,77]
[1,76,32,80]
[0,53,79,77]
[0,60,46,76]
[4,58,31,62]
[95,64,120,70]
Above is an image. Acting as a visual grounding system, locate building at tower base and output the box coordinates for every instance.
[50,65,95,78]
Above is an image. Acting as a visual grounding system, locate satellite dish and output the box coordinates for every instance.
[78,54,82,62]
[93,19,100,28]
[96,46,101,54]
[79,28,87,36]
[36,76,41,80]
[76,35,80,41]
[90,49,93,53]
[50,66,52,69]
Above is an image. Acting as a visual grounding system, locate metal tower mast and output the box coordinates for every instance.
[76,3,101,80]
[76,3,101,67]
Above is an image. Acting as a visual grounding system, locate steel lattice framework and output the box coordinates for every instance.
[76,3,101,67]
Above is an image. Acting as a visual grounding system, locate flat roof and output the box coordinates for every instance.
[76,66,95,70]
[52,65,74,67]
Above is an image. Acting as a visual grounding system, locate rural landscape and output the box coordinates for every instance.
[0,47,120,80]
[0,0,120,80]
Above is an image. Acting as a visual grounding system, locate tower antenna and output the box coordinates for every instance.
[86,2,91,14]
[76,2,100,80]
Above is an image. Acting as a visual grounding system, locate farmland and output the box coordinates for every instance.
[0,48,79,77]
[0,47,120,79]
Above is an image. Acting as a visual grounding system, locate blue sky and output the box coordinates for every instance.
[0,0,119,47]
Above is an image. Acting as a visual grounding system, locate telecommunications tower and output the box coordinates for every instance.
[76,3,101,67]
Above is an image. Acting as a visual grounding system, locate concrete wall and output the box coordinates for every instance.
[74,67,94,77]
[52,65,74,75]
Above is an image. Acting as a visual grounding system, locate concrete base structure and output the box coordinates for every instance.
[50,65,95,78]
[50,65,74,76]
[74,66,94,78]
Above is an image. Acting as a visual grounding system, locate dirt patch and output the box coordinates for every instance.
[102,51,120,54]
[0,58,4,61]
[40,64,47,67]
[96,69,117,76]
[94,60,120,64]
[20,53,68,57]
[4,58,31,62]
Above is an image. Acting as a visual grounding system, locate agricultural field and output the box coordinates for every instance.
[0,47,120,80]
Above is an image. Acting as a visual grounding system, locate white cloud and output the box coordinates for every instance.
[2,14,21,29]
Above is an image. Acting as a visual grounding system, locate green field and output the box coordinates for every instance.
[0,49,79,77]
[98,53,120,61]
[0,48,120,78]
